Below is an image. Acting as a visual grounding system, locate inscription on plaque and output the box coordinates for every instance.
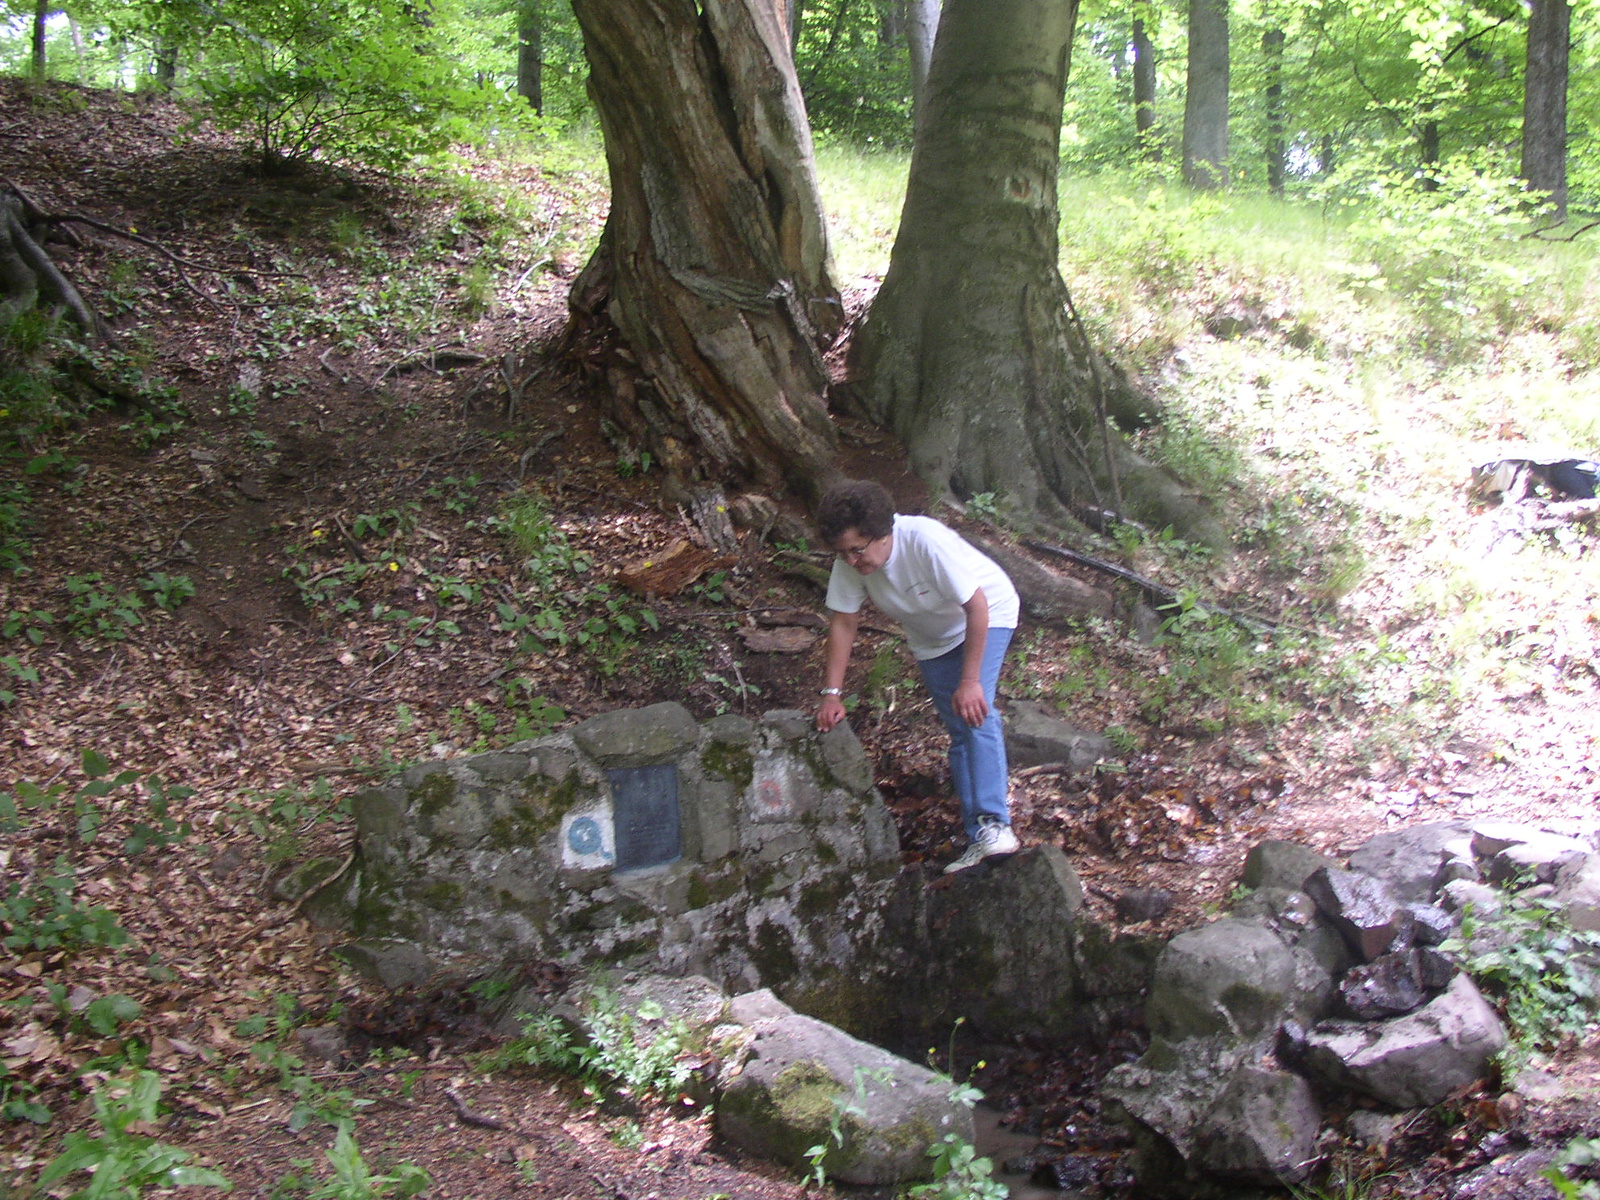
[607,764,681,871]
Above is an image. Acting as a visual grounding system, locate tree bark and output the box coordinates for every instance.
[517,0,544,113]
[907,0,939,131]
[1132,10,1158,158]
[1181,0,1229,189]
[1521,0,1569,218]
[565,0,840,499]
[1262,25,1284,195]
[31,0,49,83]
[846,0,1224,550]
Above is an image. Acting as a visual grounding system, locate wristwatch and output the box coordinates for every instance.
[819,687,843,696]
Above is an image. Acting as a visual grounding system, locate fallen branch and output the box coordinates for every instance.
[1023,538,1279,633]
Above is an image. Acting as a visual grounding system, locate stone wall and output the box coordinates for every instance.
[307,703,908,1031]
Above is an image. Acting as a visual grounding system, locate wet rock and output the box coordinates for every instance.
[1441,878,1503,917]
[715,1012,974,1186]
[1146,918,1303,1042]
[1449,1147,1560,1200]
[1305,867,1415,962]
[1302,973,1507,1107]
[1473,822,1591,885]
[1030,1152,1102,1190]
[1347,821,1476,904]
[1191,1067,1319,1185]
[1416,947,1459,990]
[1115,886,1176,923]
[1240,841,1339,893]
[1339,951,1426,1019]
[1406,901,1457,946]
[1346,1110,1403,1150]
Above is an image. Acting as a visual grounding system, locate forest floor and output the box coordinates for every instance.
[2,78,1599,1200]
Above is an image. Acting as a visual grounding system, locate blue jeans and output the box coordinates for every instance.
[917,628,1014,839]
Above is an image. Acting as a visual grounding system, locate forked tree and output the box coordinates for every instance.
[565,0,840,500]
[847,0,1226,547]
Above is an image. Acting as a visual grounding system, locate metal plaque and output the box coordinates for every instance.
[607,764,681,871]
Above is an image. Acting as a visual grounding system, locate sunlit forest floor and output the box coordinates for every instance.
[2,78,1598,1198]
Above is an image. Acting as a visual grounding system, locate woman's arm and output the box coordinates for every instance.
[816,608,862,731]
[952,589,990,726]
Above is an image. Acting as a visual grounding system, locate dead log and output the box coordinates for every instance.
[965,533,1114,624]
[616,538,734,598]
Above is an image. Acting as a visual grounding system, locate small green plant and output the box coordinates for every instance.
[506,991,696,1105]
[1442,890,1600,1062]
[802,1065,890,1187]
[1,856,127,951]
[240,995,372,1133]
[61,572,145,640]
[33,1071,232,1196]
[1546,1135,1600,1199]
[303,1126,429,1200]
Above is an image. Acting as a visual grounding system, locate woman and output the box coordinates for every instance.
[813,480,1022,873]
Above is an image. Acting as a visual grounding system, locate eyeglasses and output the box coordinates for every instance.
[836,536,882,564]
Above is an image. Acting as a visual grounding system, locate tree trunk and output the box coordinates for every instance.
[31,0,49,83]
[1262,25,1284,195]
[787,0,803,50]
[846,0,1224,550]
[1181,0,1229,189]
[565,0,840,499]
[1418,114,1439,188]
[517,0,543,113]
[1521,0,1569,218]
[154,38,177,90]
[1132,11,1158,158]
[907,0,939,131]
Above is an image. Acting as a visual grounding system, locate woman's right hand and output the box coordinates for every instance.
[816,694,847,731]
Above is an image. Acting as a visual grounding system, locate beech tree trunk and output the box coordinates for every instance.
[907,0,939,131]
[1263,25,1284,195]
[847,0,1225,549]
[1132,11,1158,157]
[1181,0,1229,189]
[31,0,49,83]
[565,0,840,498]
[1521,0,1569,218]
[517,0,543,112]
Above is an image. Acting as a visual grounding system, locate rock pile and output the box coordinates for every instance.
[1106,819,1598,1196]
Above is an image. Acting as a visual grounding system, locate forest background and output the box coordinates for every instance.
[2,0,1600,1197]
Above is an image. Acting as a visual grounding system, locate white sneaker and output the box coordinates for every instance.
[943,821,1021,874]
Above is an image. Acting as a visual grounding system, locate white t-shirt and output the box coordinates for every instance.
[825,514,1020,659]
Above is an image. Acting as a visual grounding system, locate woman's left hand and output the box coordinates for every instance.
[952,679,988,726]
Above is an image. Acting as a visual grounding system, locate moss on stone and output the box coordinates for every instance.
[701,740,755,790]
[686,865,744,910]
[414,771,457,817]
[419,880,464,910]
[770,1059,841,1132]
[796,874,849,920]
[751,920,799,985]
[488,773,590,848]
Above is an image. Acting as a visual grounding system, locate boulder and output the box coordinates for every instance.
[919,846,1086,1040]
[1305,867,1415,962]
[1105,1039,1318,1191]
[716,1013,974,1186]
[1339,951,1427,1020]
[1146,918,1305,1042]
[1473,823,1592,886]
[1551,854,1600,933]
[1003,701,1118,771]
[1302,973,1507,1107]
[1347,822,1476,905]
[1240,841,1339,893]
[1191,1067,1320,1185]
